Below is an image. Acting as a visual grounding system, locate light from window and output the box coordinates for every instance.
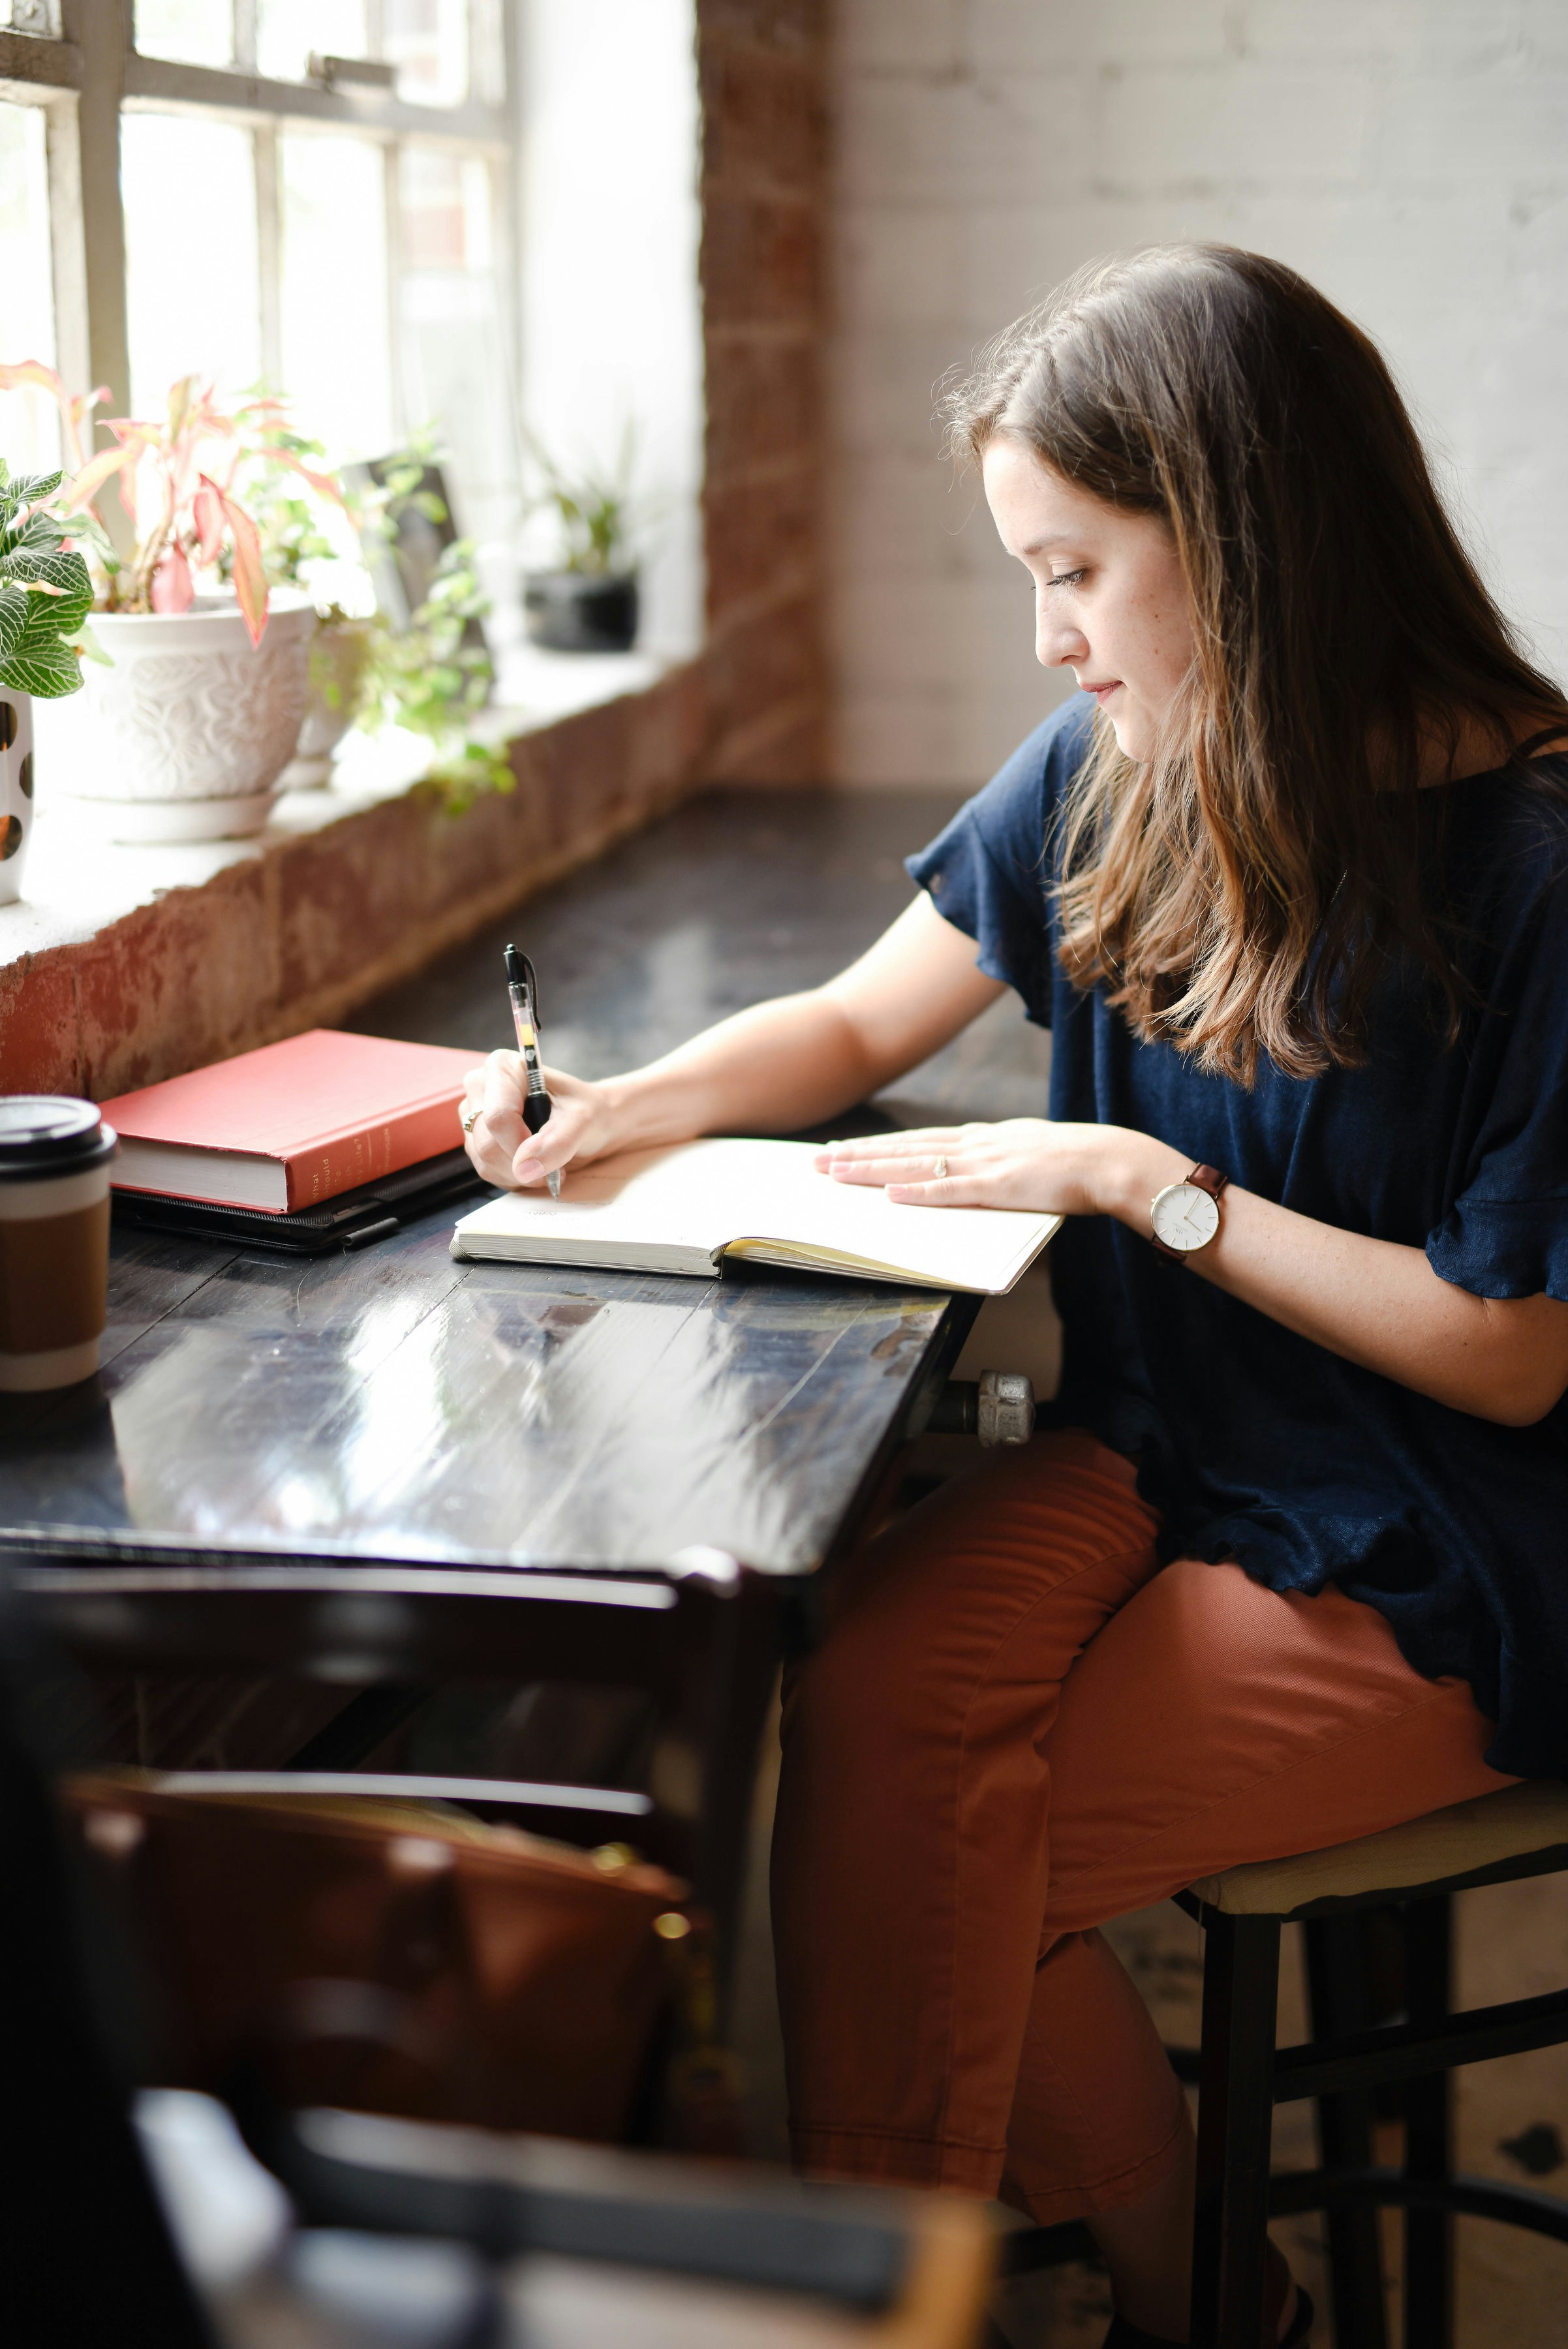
[280,132,394,462]
[0,100,59,472]
[132,0,232,69]
[256,0,367,85]
[384,0,469,109]
[122,113,262,415]
[471,0,505,106]
[398,146,512,538]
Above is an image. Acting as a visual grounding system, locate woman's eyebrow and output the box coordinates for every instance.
[1019,534,1078,557]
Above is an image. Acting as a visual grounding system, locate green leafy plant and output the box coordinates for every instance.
[0,461,97,698]
[524,423,638,576]
[352,457,512,808]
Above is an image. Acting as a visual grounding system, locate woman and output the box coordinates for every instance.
[463,246,1568,2345]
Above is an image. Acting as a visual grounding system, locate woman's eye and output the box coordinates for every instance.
[1047,569,1086,589]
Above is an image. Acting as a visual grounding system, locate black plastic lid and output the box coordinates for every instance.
[0,1096,117,1180]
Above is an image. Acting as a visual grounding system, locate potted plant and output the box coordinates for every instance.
[521,426,640,654]
[242,444,375,791]
[4,365,336,841]
[0,457,96,902]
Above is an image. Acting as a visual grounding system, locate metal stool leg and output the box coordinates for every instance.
[1192,1910,1281,2349]
[1304,1913,1390,2349]
[1401,1894,1454,2349]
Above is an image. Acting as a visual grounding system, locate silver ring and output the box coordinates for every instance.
[934,1155,948,1180]
[460,1104,481,1136]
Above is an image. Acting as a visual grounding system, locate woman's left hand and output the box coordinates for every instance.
[814,1119,1151,1220]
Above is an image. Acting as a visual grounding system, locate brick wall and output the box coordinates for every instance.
[831,0,1568,786]
[1,6,833,1096]
[698,0,830,782]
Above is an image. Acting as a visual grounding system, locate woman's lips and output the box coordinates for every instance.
[1085,682,1122,707]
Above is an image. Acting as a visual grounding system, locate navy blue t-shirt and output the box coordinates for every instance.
[907,695,1568,1780]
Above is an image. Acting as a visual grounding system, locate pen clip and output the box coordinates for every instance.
[518,953,542,1036]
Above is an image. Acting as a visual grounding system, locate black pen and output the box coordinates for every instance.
[504,944,561,1198]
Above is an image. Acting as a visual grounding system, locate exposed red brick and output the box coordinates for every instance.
[701,42,825,193]
[0,951,80,1094]
[704,595,823,737]
[699,0,825,52]
[525,696,635,845]
[705,335,822,485]
[78,859,279,1098]
[279,793,447,1009]
[705,464,820,621]
[701,193,822,330]
[624,664,713,804]
[714,709,826,786]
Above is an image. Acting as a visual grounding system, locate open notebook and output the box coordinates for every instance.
[450,1137,1060,1295]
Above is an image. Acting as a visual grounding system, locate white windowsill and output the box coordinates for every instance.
[1,643,671,966]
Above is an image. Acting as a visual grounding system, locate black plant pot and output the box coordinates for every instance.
[523,570,639,654]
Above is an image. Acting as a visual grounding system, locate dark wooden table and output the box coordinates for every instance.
[1,786,1058,1580]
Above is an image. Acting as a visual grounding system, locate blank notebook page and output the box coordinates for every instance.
[452,1138,1060,1295]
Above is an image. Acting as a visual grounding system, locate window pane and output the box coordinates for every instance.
[256,0,366,84]
[134,0,232,67]
[122,114,261,414]
[470,0,506,105]
[279,132,393,461]
[0,100,59,472]
[397,147,513,540]
[384,0,468,108]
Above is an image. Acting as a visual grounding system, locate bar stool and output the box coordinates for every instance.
[1184,1777,1568,2348]
[1000,1780,1568,2348]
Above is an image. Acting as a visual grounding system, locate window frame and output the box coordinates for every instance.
[0,0,517,535]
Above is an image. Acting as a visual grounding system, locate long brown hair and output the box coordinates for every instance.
[943,245,1568,1082]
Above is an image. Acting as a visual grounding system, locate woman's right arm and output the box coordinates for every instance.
[463,891,1006,1191]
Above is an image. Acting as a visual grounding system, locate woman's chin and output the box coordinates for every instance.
[1107,711,1152,761]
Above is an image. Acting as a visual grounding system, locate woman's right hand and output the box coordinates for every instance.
[461,1052,626,1191]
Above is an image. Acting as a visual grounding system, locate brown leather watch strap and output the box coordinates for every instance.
[1150,1163,1230,1261]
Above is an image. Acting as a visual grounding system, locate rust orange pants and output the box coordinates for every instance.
[771,1431,1513,2222]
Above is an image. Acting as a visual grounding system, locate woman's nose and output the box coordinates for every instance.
[1036,606,1088,670]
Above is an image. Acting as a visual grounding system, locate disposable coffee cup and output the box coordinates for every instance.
[0,1097,117,1392]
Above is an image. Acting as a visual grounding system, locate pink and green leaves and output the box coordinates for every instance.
[1,361,343,645]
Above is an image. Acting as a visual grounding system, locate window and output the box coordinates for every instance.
[0,0,516,540]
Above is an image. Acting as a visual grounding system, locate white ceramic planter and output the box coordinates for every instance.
[0,686,33,905]
[35,589,313,841]
[278,616,374,790]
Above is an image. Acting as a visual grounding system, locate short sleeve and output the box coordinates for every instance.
[1425,819,1568,1302]
[904,697,1093,1029]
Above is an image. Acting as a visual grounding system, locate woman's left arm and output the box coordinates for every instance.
[819,1120,1568,1429]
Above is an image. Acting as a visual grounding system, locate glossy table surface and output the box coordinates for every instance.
[2,790,1053,1580]
[0,1218,955,1574]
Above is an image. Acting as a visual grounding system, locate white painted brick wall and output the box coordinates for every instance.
[829,1,1568,785]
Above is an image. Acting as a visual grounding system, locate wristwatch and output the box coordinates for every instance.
[1150,1163,1229,1261]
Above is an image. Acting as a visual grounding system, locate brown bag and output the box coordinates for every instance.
[60,1772,712,2144]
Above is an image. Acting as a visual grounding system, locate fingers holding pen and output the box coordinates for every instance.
[508,1067,596,1188]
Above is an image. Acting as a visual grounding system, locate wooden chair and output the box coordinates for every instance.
[1182,1778,1568,2348]
[8,1544,782,1985]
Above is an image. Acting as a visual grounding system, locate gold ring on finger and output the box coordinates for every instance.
[460,1104,482,1136]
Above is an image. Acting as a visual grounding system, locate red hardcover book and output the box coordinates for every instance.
[100,1030,487,1212]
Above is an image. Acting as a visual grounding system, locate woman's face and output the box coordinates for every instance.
[982,435,1195,762]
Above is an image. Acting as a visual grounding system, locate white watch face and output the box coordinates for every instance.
[1151,1180,1221,1252]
